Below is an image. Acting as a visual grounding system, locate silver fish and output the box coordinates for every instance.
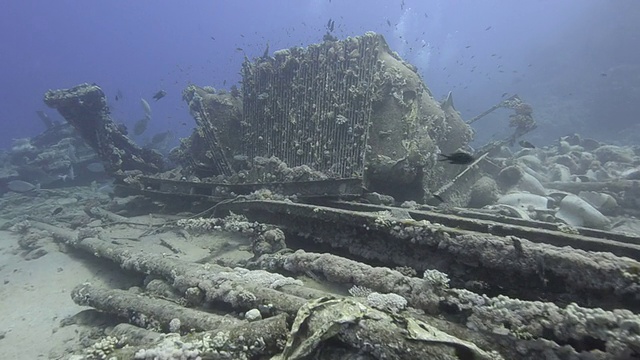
[86,162,106,173]
[7,180,36,193]
[140,98,152,117]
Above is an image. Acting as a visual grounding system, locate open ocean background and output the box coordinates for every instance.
[2,0,639,149]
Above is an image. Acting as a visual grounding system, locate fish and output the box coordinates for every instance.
[16,166,57,185]
[86,162,106,173]
[52,207,63,216]
[115,89,123,101]
[8,180,36,193]
[485,26,492,31]
[152,90,167,101]
[386,19,392,27]
[326,18,335,32]
[149,130,173,146]
[437,152,475,165]
[519,140,536,149]
[432,194,445,203]
[133,117,150,136]
[140,98,152,117]
[501,92,509,98]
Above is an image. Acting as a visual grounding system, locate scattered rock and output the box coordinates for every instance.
[244,308,262,322]
[594,145,635,164]
[23,247,48,260]
[468,177,499,208]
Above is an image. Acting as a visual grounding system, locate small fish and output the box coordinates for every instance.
[501,92,509,98]
[465,45,471,48]
[152,90,167,101]
[210,36,216,41]
[52,207,63,216]
[600,73,607,77]
[235,47,244,52]
[115,89,123,101]
[432,194,445,203]
[386,19,392,27]
[485,26,492,31]
[438,152,475,165]
[519,140,536,149]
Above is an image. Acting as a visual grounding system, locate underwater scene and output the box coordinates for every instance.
[2,1,640,359]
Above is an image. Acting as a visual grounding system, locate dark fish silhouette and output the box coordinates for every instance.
[149,130,173,146]
[519,140,536,149]
[52,207,63,216]
[133,117,150,136]
[438,152,475,165]
[152,90,167,101]
[326,18,335,32]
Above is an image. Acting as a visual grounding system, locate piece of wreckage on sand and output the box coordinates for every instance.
[41,33,640,359]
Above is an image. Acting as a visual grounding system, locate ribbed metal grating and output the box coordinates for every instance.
[241,34,380,179]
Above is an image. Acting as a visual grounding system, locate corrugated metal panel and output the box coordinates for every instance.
[241,34,380,180]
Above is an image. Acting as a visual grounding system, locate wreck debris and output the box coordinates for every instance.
[173,33,473,202]
[274,297,501,360]
[219,199,640,310]
[10,205,640,358]
[4,28,639,359]
[72,283,242,332]
[43,83,163,174]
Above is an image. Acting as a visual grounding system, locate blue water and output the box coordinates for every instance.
[2,0,639,149]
